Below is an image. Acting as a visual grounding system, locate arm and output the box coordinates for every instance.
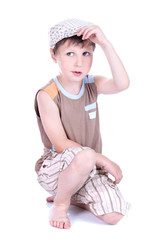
[77,25,130,94]
[37,90,81,153]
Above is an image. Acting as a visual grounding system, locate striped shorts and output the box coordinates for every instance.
[37,147,130,216]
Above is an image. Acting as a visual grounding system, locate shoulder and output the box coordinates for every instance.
[36,88,59,119]
[84,75,95,84]
[35,80,59,116]
[94,75,109,93]
[42,80,59,99]
[84,75,98,95]
[94,75,117,94]
[36,79,59,103]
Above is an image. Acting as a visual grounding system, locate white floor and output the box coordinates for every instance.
[34,199,158,240]
[2,183,157,240]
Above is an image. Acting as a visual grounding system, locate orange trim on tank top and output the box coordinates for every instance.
[44,81,59,99]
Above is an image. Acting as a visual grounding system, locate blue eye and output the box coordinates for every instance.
[83,52,90,56]
[67,52,74,56]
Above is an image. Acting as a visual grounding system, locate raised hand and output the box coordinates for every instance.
[77,25,109,47]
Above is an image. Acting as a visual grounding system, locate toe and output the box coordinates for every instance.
[50,220,54,227]
[53,221,58,227]
[64,221,71,229]
[59,221,64,229]
[50,220,58,228]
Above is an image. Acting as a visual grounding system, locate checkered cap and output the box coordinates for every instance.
[48,18,93,49]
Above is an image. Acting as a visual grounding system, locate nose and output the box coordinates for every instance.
[75,56,82,67]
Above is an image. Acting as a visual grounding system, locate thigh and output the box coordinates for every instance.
[37,147,87,196]
[72,170,130,216]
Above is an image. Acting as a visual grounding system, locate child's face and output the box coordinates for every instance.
[53,40,94,82]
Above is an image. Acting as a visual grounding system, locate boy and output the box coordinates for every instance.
[34,19,130,229]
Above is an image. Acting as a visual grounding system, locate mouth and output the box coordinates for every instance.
[72,71,82,77]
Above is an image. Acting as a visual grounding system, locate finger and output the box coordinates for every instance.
[82,30,96,40]
[77,25,96,39]
[77,25,94,35]
[115,174,123,184]
[81,27,98,40]
[114,177,119,184]
[113,171,123,184]
[114,178,120,184]
[77,26,88,36]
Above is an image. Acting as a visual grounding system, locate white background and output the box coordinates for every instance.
[0,0,160,239]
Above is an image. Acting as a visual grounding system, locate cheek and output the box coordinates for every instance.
[85,58,93,69]
[57,59,70,72]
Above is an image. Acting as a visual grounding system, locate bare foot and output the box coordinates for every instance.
[49,204,71,229]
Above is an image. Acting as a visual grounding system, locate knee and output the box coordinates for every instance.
[73,148,96,172]
[100,212,124,225]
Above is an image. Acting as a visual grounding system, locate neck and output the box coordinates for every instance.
[57,75,83,95]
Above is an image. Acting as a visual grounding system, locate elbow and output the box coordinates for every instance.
[118,77,130,92]
[125,76,130,89]
[123,80,130,90]
[53,139,74,153]
[54,142,66,153]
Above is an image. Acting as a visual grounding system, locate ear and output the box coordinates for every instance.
[50,48,57,63]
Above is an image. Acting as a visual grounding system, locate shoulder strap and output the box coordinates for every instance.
[84,75,94,84]
[43,81,59,99]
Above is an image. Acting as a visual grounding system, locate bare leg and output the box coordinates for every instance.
[47,195,89,210]
[49,149,96,229]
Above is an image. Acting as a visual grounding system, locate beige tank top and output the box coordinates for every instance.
[34,75,102,171]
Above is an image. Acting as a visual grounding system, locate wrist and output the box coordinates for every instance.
[96,153,107,167]
[100,40,114,52]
